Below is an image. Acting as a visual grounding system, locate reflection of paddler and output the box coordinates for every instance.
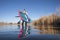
[18,28,22,39]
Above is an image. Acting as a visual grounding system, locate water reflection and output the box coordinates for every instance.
[34,25,60,34]
[18,25,20,29]
[18,25,30,39]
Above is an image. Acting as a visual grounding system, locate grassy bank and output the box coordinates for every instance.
[32,14,60,27]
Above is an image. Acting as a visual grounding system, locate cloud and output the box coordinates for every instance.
[56,7,60,13]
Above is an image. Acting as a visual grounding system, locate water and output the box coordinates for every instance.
[0,25,60,40]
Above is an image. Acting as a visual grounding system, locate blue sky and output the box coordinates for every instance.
[0,0,60,23]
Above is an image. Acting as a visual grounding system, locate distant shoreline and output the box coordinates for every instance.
[0,22,18,26]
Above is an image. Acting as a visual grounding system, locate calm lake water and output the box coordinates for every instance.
[0,25,60,40]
